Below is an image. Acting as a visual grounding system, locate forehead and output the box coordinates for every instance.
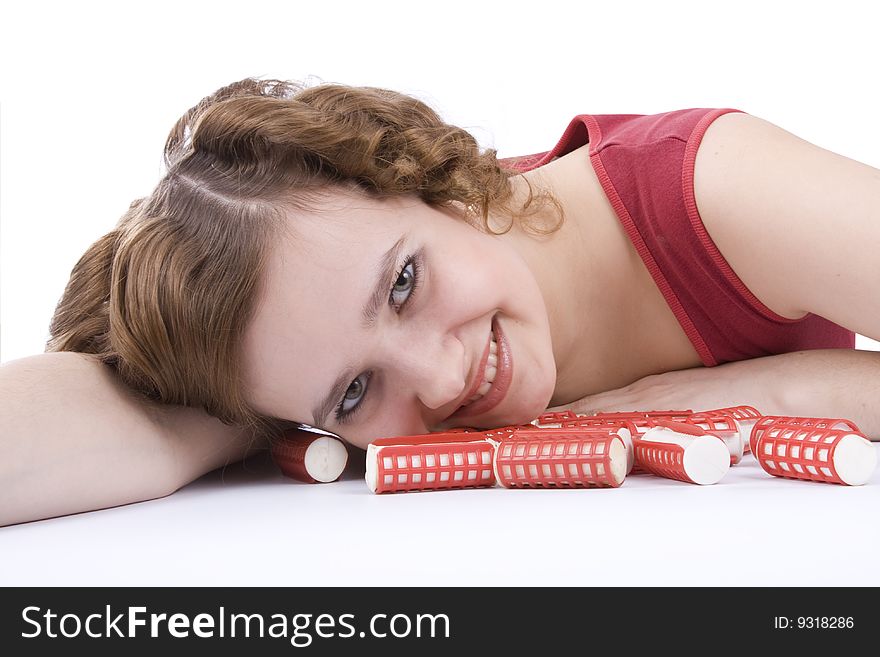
[263,191,426,315]
[266,187,479,278]
[285,190,413,247]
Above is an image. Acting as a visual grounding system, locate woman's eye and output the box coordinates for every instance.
[337,372,370,419]
[390,260,417,308]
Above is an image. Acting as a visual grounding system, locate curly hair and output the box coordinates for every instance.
[44,77,565,446]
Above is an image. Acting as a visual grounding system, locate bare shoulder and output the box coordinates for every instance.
[692,110,880,338]
[691,112,806,319]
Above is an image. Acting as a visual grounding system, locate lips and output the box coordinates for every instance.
[447,316,513,421]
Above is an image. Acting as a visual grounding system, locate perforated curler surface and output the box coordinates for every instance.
[633,425,730,485]
[271,431,349,483]
[491,428,626,489]
[705,405,762,453]
[708,405,762,419]
[366,432,496,494]
[753,424,877,485]
[535,411,697,476]
[749,416,861,455]
[535,410,581,426]
[670,412,744,465]
[540,413,636,474]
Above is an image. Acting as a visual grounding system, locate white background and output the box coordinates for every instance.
[1,0,879,587]
[1,0,879,362]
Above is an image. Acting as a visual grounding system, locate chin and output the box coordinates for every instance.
[513,379,555,421]
[476,395,551,430]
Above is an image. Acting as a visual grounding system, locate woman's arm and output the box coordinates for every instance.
[547,348,880,440]
[154,389,268,488]
[552,114,880,438]
[693,111,880,338]
[0,352,263,527]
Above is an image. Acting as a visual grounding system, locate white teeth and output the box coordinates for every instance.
[461,328,500,407]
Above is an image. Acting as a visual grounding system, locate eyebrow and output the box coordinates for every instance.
[310,233,409,428]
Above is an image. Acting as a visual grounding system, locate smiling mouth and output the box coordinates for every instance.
[459,331,498,407]
[448,316,511,421]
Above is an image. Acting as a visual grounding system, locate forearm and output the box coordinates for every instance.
[156,402,268,487]
[0,353,179,527]
[764,349,880,441]
[547,348,880,442]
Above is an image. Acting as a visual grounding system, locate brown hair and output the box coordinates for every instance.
[45,77,565,446]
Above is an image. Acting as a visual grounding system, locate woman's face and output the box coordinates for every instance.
[242,189,557,449]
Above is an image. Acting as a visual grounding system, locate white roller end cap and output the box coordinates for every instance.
[305,435,348,483]
[833,434,877,486]
[608,436,628,485]
[682,435,730,485]
[365,444,379,493]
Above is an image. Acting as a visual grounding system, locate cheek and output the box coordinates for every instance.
[458,242,542,309]
[514,325,557,399]
[490,254,551,333]
[343,434,374,451]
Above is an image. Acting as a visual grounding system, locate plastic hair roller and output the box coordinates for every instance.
[752,423,876,486]
[365,432,496,494]
[271,429,349,483]
[592,411,694,471]
[567,421,635,475]
[535,410,582,425]
[365,424,628,494]
[749,415,860,455]
[535,411,702,475]
[490,428,627,489]
[669,413,744,465]
[535,414,635,475]
[704,405,762,453]
[633,422,730,485]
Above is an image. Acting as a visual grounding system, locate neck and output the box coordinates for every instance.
[492,146,644,406]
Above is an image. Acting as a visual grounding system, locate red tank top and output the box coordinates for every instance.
[500,108,855,366]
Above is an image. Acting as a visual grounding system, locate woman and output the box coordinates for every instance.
[2,77,878,526]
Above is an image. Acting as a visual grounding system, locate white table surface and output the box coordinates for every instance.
[2,445,878,587]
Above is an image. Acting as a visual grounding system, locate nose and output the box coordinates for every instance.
[385,330,466,412]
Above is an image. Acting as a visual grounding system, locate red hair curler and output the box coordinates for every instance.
[703,405,762,453]
[749,415,860,455]
[365,424,630,494]
[546,417,635,475]
[271,429,349,483]
[365,432,496,494]
[633,424,730,485]
[667,412,744,465]
[490,428,627,489]
[752,424,876,486]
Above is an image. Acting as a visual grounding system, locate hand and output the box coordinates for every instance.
[545,357,785,417]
